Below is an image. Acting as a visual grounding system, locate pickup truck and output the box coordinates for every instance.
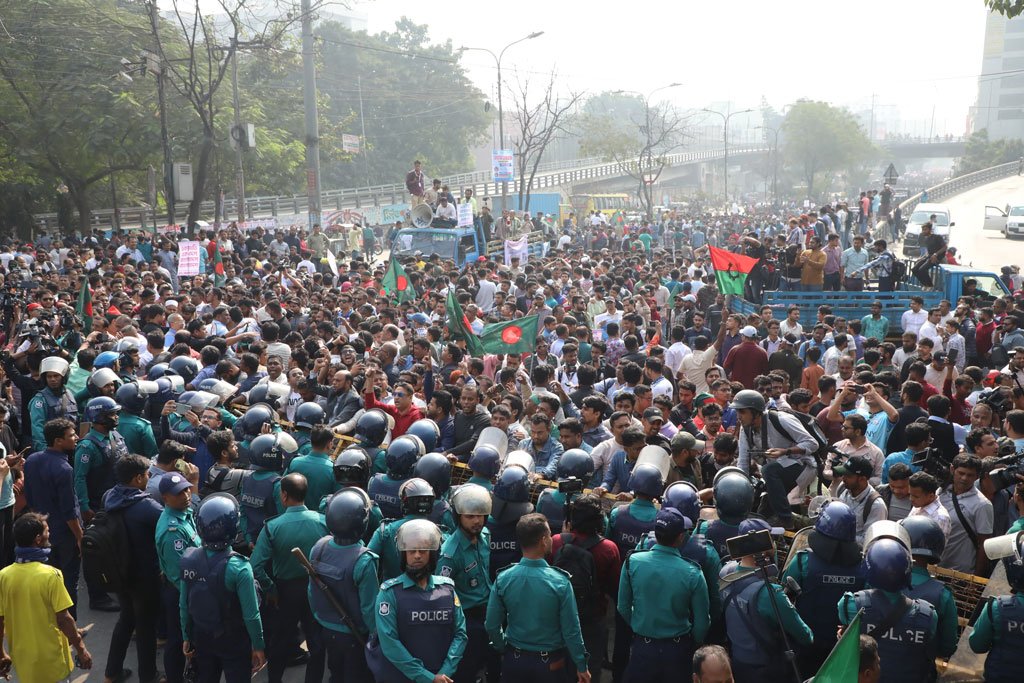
[389,226,548,265]
[732,265,1011,332]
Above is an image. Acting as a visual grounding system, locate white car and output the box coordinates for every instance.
[983,204,1024,238]
[902,202,953,257]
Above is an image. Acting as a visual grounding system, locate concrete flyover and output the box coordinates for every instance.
[878,136,967,159]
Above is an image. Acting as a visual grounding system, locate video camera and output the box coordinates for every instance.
[989,445,1024,491]
[979,387,1013,417]
[17,319,58,354]
[911,446,955,487]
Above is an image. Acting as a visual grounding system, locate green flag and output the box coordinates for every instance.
[382,257,415,303]
[479,315,539,355]
[445,289,484,357]
[709,245,759,297]
[814,610,862,683]
[75,278,93,335]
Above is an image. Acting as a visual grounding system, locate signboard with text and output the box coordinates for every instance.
[492,150,514,183]
[177,241,202,277]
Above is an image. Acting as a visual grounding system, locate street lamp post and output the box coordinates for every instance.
[702,108,753,203]
[460,32,544,211]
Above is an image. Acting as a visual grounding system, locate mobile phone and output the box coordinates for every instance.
[174,402,192,416]
[948,347,959,363]
[852,385,867,395]
[726,529,774,559]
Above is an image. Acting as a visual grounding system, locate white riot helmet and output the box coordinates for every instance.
[396,518,444,552]
[450,483,493,517]
[89,367,120,391]
[40,357,70,379]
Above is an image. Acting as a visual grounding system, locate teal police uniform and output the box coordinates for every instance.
[618,544,710,680]
[155,505,200,683]
[907,564,958,660]
[293,430,313,456]
[467,475,493,491]
[635,530,723,637]
[969,591,1024,682]
[838,588,938,683]
[438,526,492,682]
[117,412,159,457]
[318,493,384,545]
[485,557,589,681]
[535,488,569,533]
[372,573,467,683]
[74,427,129,513]
[285,451,339,510]
[369,515,446,581]
[29,386,78,452]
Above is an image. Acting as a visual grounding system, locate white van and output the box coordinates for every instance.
[902,202,953,257]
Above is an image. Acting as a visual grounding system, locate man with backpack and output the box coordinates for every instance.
[550,493,621,681]
[849,239,900,292]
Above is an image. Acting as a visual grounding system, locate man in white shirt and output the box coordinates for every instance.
[908,471,952,538]
[779,306,804,338]
[820,333,853,376]
[837,456,889,544]
[917,307,945,352]
[901,296,928,336]
[434,196,457,228]
[664,326,692,377]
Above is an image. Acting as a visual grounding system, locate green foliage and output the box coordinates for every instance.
[577,92,648,160]
[986,0,1024,18]
[953,129,1024,176]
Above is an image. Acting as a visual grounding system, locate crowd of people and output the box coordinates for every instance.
[0,192,1023,683]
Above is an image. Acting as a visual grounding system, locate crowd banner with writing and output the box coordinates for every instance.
[457,203,474,228]
[177,241,202,277]
[238,218,278,232]
[504,236,529,265]
[492,150,514,183]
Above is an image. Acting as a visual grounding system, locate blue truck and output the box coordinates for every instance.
[389,226,548,265]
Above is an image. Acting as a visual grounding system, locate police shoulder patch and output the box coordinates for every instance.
[173,538,185,552]
[379,601,390,616]
[439,564,453,578]
[30,397,43,409]
[79,452,90,463]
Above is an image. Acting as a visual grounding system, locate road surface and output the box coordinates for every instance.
[940,173,1024,272]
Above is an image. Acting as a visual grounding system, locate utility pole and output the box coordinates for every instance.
[301,0,322,228]
[357,75,370,189]
[146,2,174,225]
[230,38,246,224]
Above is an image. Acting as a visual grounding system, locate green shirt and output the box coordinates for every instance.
[618,544,710,641]
[467,475,493,491]
[636,531,723,617]
[286,452,338,510]
[485,557,589,672]
[250,504,328,589]
[29,388,75,453]
[179,550,265,650]
[969,591,1024,654]
[155,506,200,593]
[608,498,658,534]
[730,569,814,647]
[117,413,158,458]
[307,539,379,635]
[375,574,467,683]
[909,565,959,658]
[438,527,492,610]
[860,314,890,341]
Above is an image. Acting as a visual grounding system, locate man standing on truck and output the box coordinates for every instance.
[849,239,897,291]
[406,160,425,207]
[911,222,946,288]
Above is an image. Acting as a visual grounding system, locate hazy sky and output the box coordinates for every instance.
[352,0,989,137]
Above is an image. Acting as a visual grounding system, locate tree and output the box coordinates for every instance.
[780,100,875,201]
[507,72,583,212]
[578,91,688,218]
[953,129,1024,176]
[986,0,1024,18]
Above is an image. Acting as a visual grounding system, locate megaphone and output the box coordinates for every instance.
[411,203,434,229]
[984,531,1024,561]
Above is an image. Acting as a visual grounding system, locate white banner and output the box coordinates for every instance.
[457,203,473,228]
[238,218,277,232]
[492,150,514,182]
[342,134,361,154]
[177,241,202,277]
[326,248,339,276]
[503,236,529,265]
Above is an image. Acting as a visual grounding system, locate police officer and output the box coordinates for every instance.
[486,465,533,580]
[250,473,329,683]
[286,425,339,510]
[369,434,424,519]
[781,500,866,673]
[331,446,384,542]
[467,443,502,490]
[292,402,325,456]
[485,512,591,683]
[369,519,467,683]
[354,409,390,473]
[233,404,277,467]
[969,532,1024,682]
[536,448,594,534]
[406,418,441,454]
[438,483,492,682]
[115,381,159,456]
[838,525,938,683]
[180,494,266,683]
[900,516,958,668]
[704,467,755,560]
[29,356,78,452]
[369,477,438,580]
[413,452,455,532]
[169,355,200,390]
[307,488,379,683]
[720,523,813,682]
[155,472,200,683]
[238,432,291,547]
[75,366,120,413]
[75,396,129,523]
[618,507,710,682]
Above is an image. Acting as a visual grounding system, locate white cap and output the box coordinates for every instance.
[740,325,758,338]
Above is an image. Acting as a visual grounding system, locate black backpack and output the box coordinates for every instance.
[891,258,907,284]
[767,409,829,465]
[552,532,601,621]
[82,508,132,593]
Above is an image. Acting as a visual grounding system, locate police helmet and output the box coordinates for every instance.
[814,500,857,543]
[899,516,946,561]
[154,375,185,403]
[248,432,298,472]
[115,339,140,368]
[247,382,287,411]
[187,391,220,410]
[662,481,701,524]
[405,420,441,453]
[333,446,373,488]
[450,483,492,517]
[412,452,452,498]
[326,487,372,545]
[94,351,120,370]
[628,463,665,499]
[493,465,531,504]
[294,402,326,429]
[115,382,152,415]
[196,493,240,550]
[396,518,443,574]
[355,410,389,448]
[1001,535,1024,592]
[89,367,121,392]
[40,357,70,379]
[557,449,595,482]
[732,389,766,413]
[168,356,200,384]
[386,435,425,479]
[712,466,755,525]
[863,537,912,592]
[468,445,502,478]
[237,404,276,441]
[197,378,237,403]
[84,396,121,427]
[146,362,170,381]
[399,477,436,516]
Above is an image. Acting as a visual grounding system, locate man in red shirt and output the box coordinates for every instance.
[942,360,974,425]
[723,326,768,389]
[976,307,996,365]
[907,363,939,407]
[361,368,422,438]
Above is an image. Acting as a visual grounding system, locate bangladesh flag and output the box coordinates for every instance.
[445,289,484,357]
[814,610,861,683]
[76,278,93,335]
[382,257,415,303]
[479,315,539,355]
[709,245,759,297]
[213,246,225,287]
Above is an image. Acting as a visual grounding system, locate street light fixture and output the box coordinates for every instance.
[701,107,753,203]
[460,31,545,210]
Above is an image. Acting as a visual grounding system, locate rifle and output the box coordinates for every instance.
[291,547,367,647]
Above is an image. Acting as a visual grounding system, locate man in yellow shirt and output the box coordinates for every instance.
[799,235,828,291]
[0,512,92,682]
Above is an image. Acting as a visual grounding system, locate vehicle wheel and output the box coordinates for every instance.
[374,243,384,256]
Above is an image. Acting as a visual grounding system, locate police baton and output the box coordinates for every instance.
[291,547,367,647]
